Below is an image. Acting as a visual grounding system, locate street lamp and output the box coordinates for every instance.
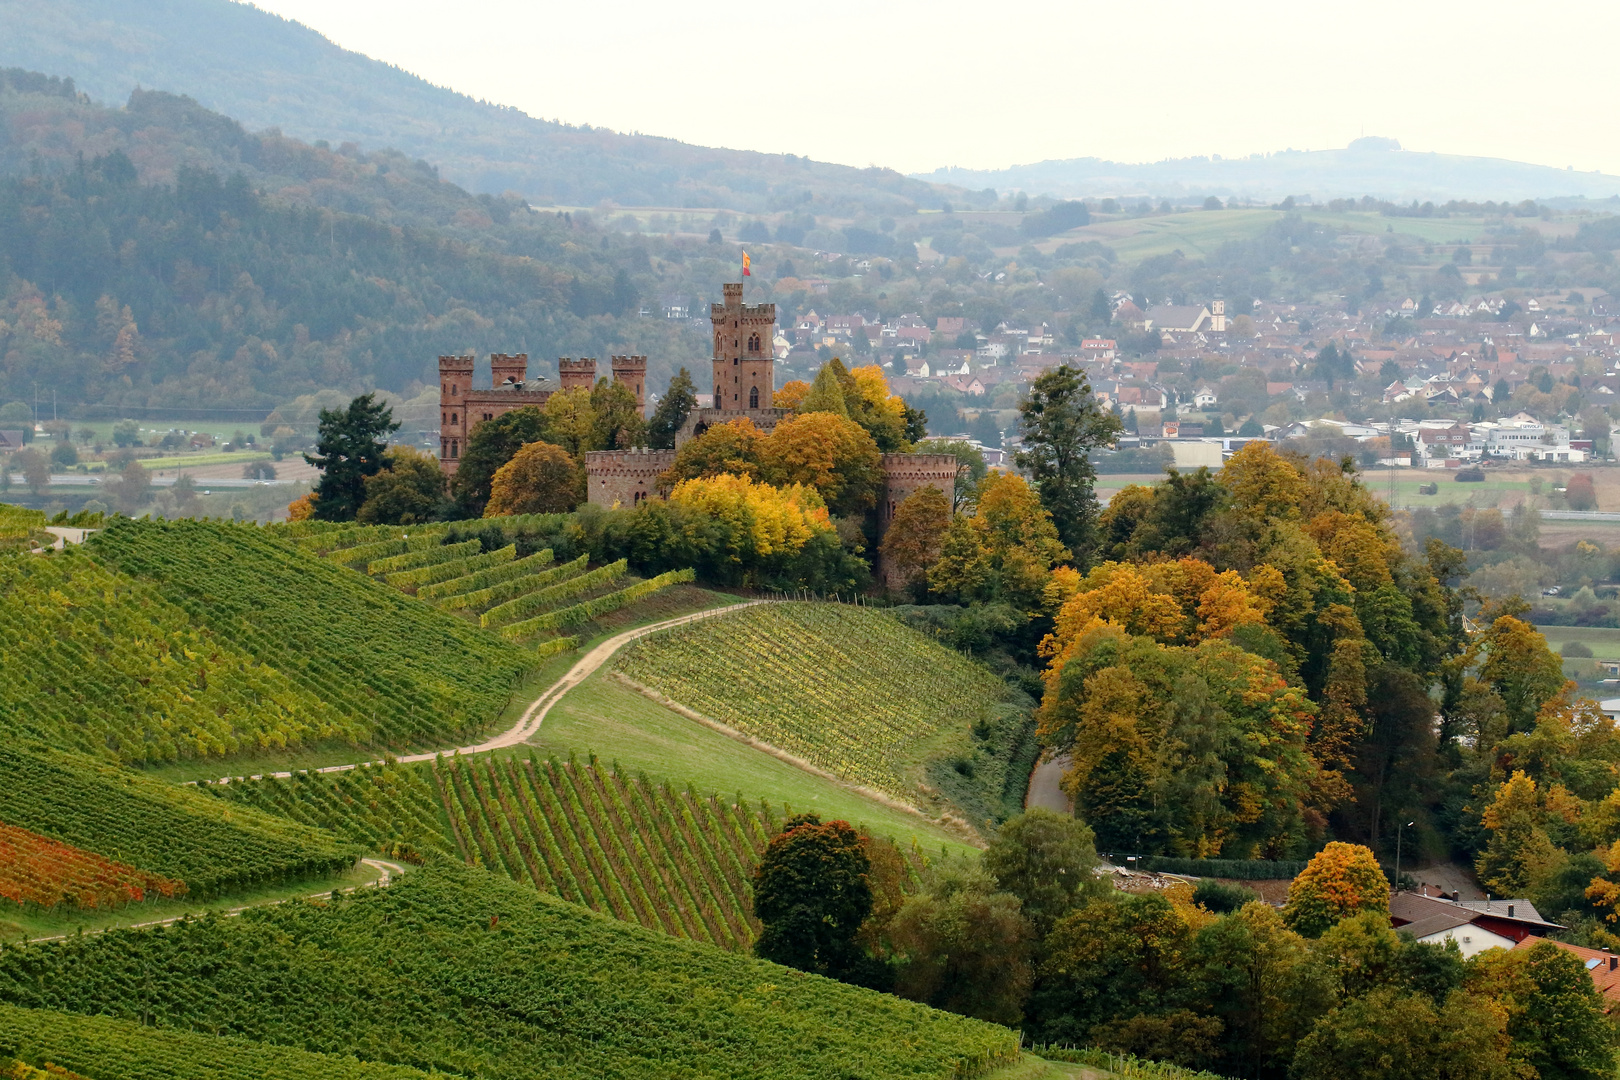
[1395,820,1414,893]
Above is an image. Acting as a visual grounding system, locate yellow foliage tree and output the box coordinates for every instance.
[758,411,883,517]
[286,492,316,521]
[774,380,811,410]
[485,440,583,516]
[1223,440,1307,523]
[1282,842,1389,936]
[660,418,764,487]
[928,472,1069,613]
[1476,770,1563,897]
[668,473,831,563]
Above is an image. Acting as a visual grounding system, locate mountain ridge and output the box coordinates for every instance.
[0,0,974,215]
[915,143,1620,204]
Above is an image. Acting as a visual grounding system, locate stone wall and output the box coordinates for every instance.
[583,448,676,509]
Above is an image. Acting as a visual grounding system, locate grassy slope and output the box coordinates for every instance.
[0,863,1020,1080]
[532,669,981,856]
[610,604,1035,836]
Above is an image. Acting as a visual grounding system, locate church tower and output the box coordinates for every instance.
[710,282,775,411]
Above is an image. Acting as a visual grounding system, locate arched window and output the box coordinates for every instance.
[749,386,759,408]
[747,333,760,353]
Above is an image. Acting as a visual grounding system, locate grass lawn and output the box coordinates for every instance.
[529,668,981,857]
[1533,625,1620,657]
[0,860,387,943]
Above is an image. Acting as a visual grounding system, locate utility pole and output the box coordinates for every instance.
[1394,819,1414,893]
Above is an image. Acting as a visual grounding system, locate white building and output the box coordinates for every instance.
[1475,415,1586,462]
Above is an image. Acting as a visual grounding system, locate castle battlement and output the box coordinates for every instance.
[438,353,475,371]
[583,448,673,508]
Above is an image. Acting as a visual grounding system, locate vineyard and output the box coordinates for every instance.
[0,745,357,899]
[298,522,699,651]
[613,604,1035,826]
[208,753,925,952]
[0,822,183,912]
[0,864,1022,1080]
[0,549,357,763]
[0,1004,442,1080]
[0,504,46,551]
[86,520,532,748]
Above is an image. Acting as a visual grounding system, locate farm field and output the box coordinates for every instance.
[613,604,1036,830]
[1532,624,1620,657]
[0,864,1022,1080]
[532,668,981,855]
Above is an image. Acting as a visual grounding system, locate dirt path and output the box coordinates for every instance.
[202,601,766,784]
[1025,752,1074,814]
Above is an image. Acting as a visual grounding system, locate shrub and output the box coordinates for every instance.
[1455,467,1485,482]
[1192,880,1258,914]
[1562,641,1595,658]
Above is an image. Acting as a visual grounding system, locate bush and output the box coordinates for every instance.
[1455,466,1485,482]
[1418,482,1438,495]
[1562,641,1595,658]
[1138,856,1307,880]
[1191,880,1259,913]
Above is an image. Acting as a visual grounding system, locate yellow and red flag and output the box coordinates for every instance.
[742,251,751,277]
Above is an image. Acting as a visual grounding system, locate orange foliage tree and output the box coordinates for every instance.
[1281,842,1389,936]
[485,440,583,515]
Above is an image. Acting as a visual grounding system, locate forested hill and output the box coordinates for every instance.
[0,68,749,411]
[0,0,969,216]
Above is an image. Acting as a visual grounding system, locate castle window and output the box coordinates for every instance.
[451,440,459,458]
[451,413,457,424]
[749,386,759,408]
[747,333,760,353]
[452,385,458,396]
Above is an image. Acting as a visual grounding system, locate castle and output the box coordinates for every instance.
[438,283,955,541]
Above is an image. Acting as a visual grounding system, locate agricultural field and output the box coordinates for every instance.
[1532,624,1620,658]
[0,864,1022,1080]
[0,744,356,903]
[292,518,698,648]
[0,548,358,763]
[613,604,1038,831]
[86,519,533,749]
[0,504,46,550]
[210,753,934,953]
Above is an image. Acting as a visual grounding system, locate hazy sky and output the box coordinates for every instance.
[252,0,1620,176]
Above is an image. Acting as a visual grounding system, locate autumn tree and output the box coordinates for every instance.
[753,814,874,980]
[1475,770,1562,897]
[1282,842,1390,936]
[1290,987,1515,1080]
[774,379,812,410]
[645,367,696,449]
[356,446,446,524]
[797,360,850,417]
[929,472,1070,613]
[484,441,583,516]
[879,485,951,589]
[981,808,1108,937]
[887,864,1033,1025]
[286,492,316,521]
[660,418,763,487]
[1015,364,1122,563]
[450,406,547,517]
[757,411,883,517]
[1478,617,1567,734]
[12,447,48,495]
[304,393,399,521]
[105,459,152,515]
[590,377,646,451]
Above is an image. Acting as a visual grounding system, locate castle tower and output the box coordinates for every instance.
[491,352,528,387]
[711,282,776,411]
[558,357,598,393]
[611,355,648,412]
[438,353,476,474]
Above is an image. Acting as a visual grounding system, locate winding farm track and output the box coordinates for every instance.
[200,601,767,785]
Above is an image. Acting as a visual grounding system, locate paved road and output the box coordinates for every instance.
[199,600,766,785]
[1025,753,1074,814]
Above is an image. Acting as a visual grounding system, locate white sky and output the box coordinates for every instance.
[250,0,1620,176]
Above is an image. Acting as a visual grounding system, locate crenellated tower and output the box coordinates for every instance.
[438,353,476,473]
[558,357,598,393]
[711,282,776,411]
[491,352,528,386]
[611,354,648,412]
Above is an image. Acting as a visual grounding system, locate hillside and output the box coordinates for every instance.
[917,139,1620,204]
[0,863,1022,1080]
[613,604,1039,833]
[0,0,967,216]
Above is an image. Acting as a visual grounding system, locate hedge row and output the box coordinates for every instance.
[418,549,553,601]
[501,569,695,640]
[386,544,515,591]
[480,560,628,628]
[367,539,481,577]
[1135,856,1308,880]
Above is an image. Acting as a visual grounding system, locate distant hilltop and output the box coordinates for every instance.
[914,140,1620,205]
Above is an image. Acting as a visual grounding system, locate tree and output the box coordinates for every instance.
[13,447,48,495]
[0,401,30,436]
[356,446,447,524]
[752,814,873,980]
[542,386,597,459]
[916,438,988,512]
[1282,842,1389,937]
[590,377,646,451]
[484,441,583,516]
[981,808,1107,938]
[104,459,151,515]
[661,418,764,485]
[1478,617,1566,734]
[304,393,399,521]
[451,406,547,516]
[111,419,139,447]
[1566,473,1597,511]
[1016,365,1123,563]
[1289,988,1515,1080]
[887,864,1033,1025]
[1089,288,1113,326]
[880,486,951,589]
[1507,940,1617,1080]
[646,367,696,449]
[49,441,77,468]
[287,492,316,521]
[798,360,851,417]
[758,411,884,517]
[928,472,1070,613]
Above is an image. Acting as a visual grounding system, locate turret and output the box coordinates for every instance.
[710,282,776,411]
[611,354,648,412]
[438,353,475,473]
[558,357,598,393]
[491,352,528,387]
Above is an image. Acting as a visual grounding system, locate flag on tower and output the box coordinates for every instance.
[742,251,751,277]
